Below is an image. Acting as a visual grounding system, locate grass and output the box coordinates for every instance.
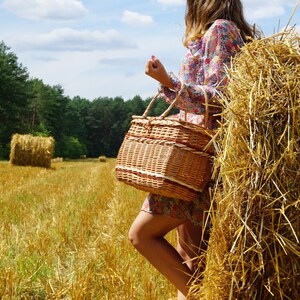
[0,159,176,299]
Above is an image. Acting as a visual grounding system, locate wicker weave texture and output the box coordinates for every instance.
[128,117,214,153]
[116,116,214,201]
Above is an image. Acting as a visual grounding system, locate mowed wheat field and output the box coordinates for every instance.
[0,159,176,299]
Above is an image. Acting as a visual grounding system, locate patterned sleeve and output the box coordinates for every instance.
[159,20,243,114]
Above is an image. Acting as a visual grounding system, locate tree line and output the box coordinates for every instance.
[0,41,177,160]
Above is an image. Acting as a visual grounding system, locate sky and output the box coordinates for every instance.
[0,0,299,101]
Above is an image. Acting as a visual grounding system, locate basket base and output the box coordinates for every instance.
[115,163,211,201]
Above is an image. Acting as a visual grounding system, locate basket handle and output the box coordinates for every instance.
[142,84,210,127]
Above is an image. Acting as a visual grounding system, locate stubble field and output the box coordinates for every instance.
[0,159,176,299]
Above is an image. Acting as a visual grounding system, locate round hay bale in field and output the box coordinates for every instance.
[51,157,63,163]
[191,30,300,300]
[98,155,107,162]
[10,134,55,168]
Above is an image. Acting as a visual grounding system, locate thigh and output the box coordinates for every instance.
[177,221,209,259]
[129,211,185,241]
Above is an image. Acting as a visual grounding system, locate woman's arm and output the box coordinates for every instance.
[145,55,174,89]
[159,20,243,114]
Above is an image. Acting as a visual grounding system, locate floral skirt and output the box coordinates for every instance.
[141,190,211,226]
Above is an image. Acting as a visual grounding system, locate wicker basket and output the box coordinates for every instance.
[115,89,216,201]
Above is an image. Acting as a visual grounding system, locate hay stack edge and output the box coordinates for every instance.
[190,30,300,300]
[10,134,55,168]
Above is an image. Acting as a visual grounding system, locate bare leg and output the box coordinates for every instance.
[128,211,194,296]
[176,222,209,300]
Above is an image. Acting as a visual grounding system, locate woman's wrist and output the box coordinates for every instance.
[160,75,174,89]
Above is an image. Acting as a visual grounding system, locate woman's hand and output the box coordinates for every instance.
[145,55,174,89]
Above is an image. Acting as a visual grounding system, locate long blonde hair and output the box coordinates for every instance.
[184,0,256,46]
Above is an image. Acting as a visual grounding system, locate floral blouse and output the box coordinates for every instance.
[159,19,244,129]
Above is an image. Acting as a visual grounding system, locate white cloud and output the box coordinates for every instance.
[98,57,143,67]
[19,49,156,100]
[2,0,88,20]
[246,5,285,20]
[9,28,137,52]
[121,10,154,26]
[156,0,185,5]
[243,0,297,6]
[242,0,299,20]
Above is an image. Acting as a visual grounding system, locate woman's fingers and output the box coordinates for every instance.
[151,55,158,68]
[144,56,173,88]
[145,56,160,75]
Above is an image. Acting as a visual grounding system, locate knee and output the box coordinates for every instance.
[128,220,160,252]
[128,225,138,247]
[128,223,146,250]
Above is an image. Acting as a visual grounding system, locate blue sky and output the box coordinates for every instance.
[0,0,299,100]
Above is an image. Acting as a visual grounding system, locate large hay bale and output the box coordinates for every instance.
[10,134,55,168]
[191,30,300,299]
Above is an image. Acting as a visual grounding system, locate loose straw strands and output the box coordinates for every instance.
[190,30,300,300]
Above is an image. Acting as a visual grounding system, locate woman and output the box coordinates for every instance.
[129,1,255,298]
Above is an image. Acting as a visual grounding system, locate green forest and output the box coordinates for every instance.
[0,41,177,160]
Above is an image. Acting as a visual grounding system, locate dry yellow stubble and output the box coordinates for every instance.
[0,159,176,299]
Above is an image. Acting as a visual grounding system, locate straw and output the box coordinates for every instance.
[190,29,300,299]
